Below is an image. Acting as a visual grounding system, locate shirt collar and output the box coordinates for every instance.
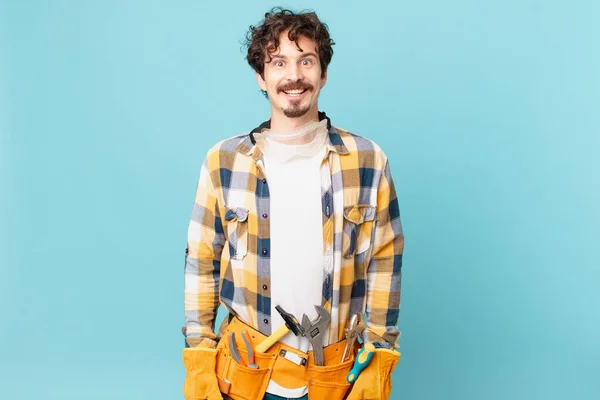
[235,111,349,157]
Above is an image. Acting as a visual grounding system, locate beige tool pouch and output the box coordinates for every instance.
[214,317,356,400]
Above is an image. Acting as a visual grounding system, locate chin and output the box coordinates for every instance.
[283,107,311,118]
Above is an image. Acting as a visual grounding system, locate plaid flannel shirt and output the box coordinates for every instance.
[183,112,404,349]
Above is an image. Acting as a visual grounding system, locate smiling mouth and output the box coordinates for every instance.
[281,88,309,97]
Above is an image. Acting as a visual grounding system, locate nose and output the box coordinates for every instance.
[287,62,303,81]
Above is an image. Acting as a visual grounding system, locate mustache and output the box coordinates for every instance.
[277,82,314,92]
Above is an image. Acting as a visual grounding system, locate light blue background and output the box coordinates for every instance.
[1,1,598,399]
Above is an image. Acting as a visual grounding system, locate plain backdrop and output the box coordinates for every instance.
[1,1,599,399]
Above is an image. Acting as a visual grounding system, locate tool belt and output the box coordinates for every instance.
[215,316,357,400]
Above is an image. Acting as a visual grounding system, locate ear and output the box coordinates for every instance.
[320,68,328,89]
[255,71,267,92]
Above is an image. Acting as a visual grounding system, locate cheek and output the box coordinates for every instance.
[266,79,280,93]
[264,71,281,86]
[310,74,323,89]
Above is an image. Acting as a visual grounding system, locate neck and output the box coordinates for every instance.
[269,105,320,133]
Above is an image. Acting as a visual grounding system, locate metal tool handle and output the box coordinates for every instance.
[341,313,360,362]
[229,332,247,367]
[341,341,352,363]
[312,345,325,367]
[241,330,258,369]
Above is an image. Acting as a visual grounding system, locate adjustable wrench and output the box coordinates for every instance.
[300,306,331,366]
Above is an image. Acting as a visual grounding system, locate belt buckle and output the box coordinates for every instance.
[279,349,307,366]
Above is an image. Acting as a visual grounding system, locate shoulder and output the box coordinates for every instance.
[206,133,248,156]
[333,126,389,169]
[202,133,249,169]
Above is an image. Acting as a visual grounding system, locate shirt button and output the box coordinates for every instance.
[262,249,268,255]
[262,213,268,219]
[262,284,268,290]
[263,318,269,324]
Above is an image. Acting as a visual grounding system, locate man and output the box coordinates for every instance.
[182,7,404,400]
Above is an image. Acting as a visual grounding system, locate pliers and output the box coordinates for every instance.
[341,313,365,362]
[229,330,259,369]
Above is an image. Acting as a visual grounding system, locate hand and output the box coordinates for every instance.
[182,347,223,400]
[346,348,400,400]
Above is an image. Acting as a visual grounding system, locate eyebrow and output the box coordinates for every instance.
[270,52,318,60]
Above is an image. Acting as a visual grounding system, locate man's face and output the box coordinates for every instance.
[256,31,327,119]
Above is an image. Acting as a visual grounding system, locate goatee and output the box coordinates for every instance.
[283,103,311,118]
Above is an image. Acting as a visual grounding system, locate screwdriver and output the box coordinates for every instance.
[346,343,375,383]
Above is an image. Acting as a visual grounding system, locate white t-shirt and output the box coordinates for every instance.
[257,119,328,398]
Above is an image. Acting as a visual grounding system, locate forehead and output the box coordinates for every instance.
[267,31,318,59]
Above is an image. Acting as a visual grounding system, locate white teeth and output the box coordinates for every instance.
[284,89,305,95]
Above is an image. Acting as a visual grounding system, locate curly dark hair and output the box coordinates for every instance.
[244,7,335,80]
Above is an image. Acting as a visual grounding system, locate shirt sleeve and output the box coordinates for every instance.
[183,156,225,348]
[363,159,404,349]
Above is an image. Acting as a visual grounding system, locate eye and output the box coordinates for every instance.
[275,60,285,67]
[301,59,313,66]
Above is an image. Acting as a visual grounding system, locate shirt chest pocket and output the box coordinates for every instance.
[224,207,249,260]
[342,204,377,259]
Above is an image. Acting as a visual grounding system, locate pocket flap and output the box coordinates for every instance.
[343,205,376,225]
[224,207,249,222]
